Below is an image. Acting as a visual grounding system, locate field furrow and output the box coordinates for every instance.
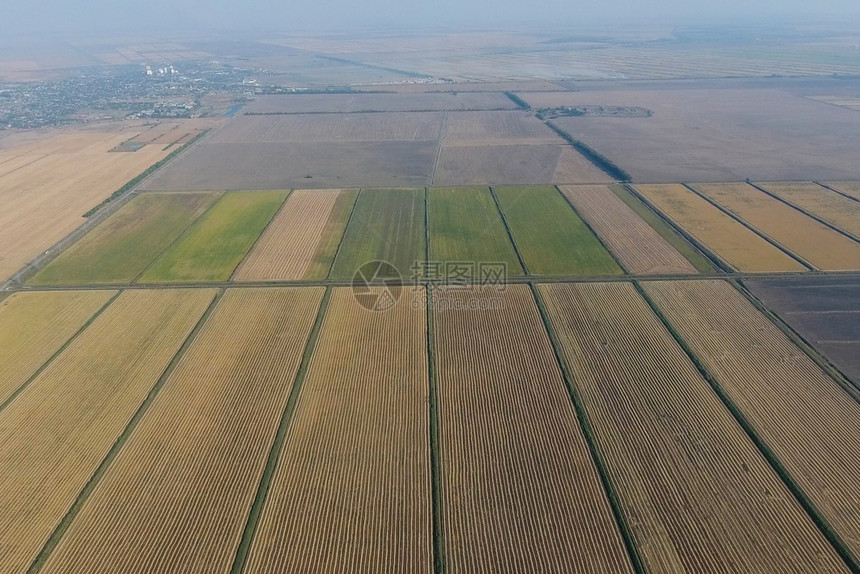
[560,185,698,274]
[539,282,846,573]
[0,288,215,573]
[634,184,805,272]
[643,280,860,563]
[0,291,115,406]
[433,285,633,573]
[758,182,860,239]
[692,183,860,270]
[40,287,323,573]
[245,287,431,573]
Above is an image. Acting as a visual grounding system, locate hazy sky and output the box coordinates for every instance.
[3,0,860,35]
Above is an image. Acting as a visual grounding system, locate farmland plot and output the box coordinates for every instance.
[634,184,806,272]
[644,280,860,564]
[441,111,562,146]
[330,188,426,280]
[234,189,356,281]
[693,183,860,270]
[828,182,860,201]
[0,290,114,406]
[428,187,523,277]
[245,92,518,113]
[140,190,287,282]
[758,182,860,239]
[560,185,698,274]
[245,287,431,573]
[0,288,215,573]
[433,285,633,573]
[30,192,219,285]
[40,287,323,574]
[494,185,622,276]
[539,282,846,573]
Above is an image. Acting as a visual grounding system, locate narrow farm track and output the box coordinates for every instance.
[643,280,860,565]
[244,287,432,573]
[37,287,323,574]
[560,185,698,274]
[539,282,847,573]
[432,285,634,573]
[0,289,215,574]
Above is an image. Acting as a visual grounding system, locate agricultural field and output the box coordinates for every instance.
[494,185,622,276]
[29,192,219,285]
[140,190,287,282]
[538,282,845,573]
[692,183,860,271]
[244,287,431,573]
[432,144,612,186]
[827,182,860,201]
[758,182,860,239]
[634,184,807,273]
[234,189,357,281]
[559,184,698,274]
[330,188,426,280]
[522,88,860,181]
[0,288,215,573]
[0,290,114,407]
[643,280,860,564]
[428,187,523,277]
[441,111,562,146]
[432,285,634,573]
[0,122,184,282]
[745,275,860,383]
[39,287,323,574]
[245,92,518,113]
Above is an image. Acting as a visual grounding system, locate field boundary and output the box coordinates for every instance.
[229,287,331,574]
[747,182,860,244]
[634,280,860,574]
[425,286,445,574]
[27,288,224,574]
[815,181,860,205]
[229,190,294,281]
[529,282,644,574]
[553,185,628,274]
[0,290,121,417]
[430,113,449,185]
[543,120,631,182]
[683,183,817,271]
[325,189,362,280]
[488,186,530,275]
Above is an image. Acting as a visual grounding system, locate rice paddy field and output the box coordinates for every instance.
[757,182,860,240]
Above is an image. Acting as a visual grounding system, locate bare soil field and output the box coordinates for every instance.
[539,282,846,573]
[351,80,565,93]
[692,183,860,271]
[560,184,698,274]
[143,141,437,190]
[644,280,860,565]
[208,112,445,144]
[245,287,431,573]
[433,285,633,573]
[745,276,860,384]
[0,288,215,573]
[441,111,562,146]
[828,182,860,201]
[519,89,860,182]
[758,182,860,239]
[433,145,611,186]
[40,287,323,574]
[245,92,518,113]
[634,184,807,272]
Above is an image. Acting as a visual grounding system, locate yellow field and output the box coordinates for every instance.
[828,182,860,201]
[560,185,697,274]
[41,287,323,574]
[433,285,633,573]
[245,287,432,573]
[693,183,860,270]
[539,282,846,573]
[643,280,860,563]
[0,288,215,573]
[234,189,348,281]
[758,182,860,239]
[634,184,806,272]
[0,291,114,406]
[0,122,202,282]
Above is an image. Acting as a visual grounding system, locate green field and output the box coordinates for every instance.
[139,191,287,282]
[609,184,717,272]
[304,189,359,279]
[495,186,622,276]
[29,193,219,285]
[429,187,523,278]
[330,188,426,280]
